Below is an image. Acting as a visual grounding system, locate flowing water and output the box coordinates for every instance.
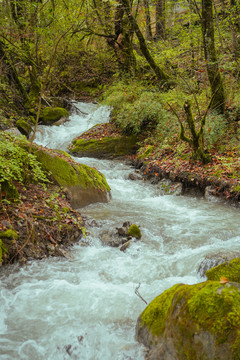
[1,103,240,360]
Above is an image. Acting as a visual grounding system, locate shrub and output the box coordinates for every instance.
[103,81,178,138]
[203,112,228,148]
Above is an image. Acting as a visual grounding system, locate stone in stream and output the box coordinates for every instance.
[39,107,69,125]
[17,140,111,209]
[197,251,240,277]
[120,240,131,252]
[128,172,143,181]
[68,124,139,159]
[116,221,131,236]
[99,222,142,249]
[135,280,240,360]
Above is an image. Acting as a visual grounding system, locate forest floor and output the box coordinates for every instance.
[0,183,88,267]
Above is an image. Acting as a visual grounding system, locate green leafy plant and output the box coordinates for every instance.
[103,81,178,137]
[0,132,49,187]
[203,112,228,149]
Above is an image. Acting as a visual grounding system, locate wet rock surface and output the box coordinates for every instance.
[197,251,240,277]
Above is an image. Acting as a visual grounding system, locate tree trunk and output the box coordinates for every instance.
[155,0,165,40]
[230,0,240,60]
[106,3,137,76]
[120,0,170,84]
[201,0,225,114]
[183,101,211,163]
[143,0,153,40]
[0,40,29,104]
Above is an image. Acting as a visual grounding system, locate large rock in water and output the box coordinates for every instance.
[40,107,69,125]
[197,252,240,277]
[136,280,240,360]
[68,124,139,159]
[206,257,240,282]
[27,144,111,208]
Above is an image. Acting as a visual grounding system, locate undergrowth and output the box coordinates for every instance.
[0,132,49,188]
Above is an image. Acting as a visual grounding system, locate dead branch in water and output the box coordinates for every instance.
[135,283,148,305]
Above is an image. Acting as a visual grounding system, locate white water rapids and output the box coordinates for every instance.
[1,102,240,360]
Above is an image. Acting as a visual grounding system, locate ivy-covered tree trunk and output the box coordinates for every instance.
[143,0,153,40]
[106,2,137,76]
[155,0,165,40]
[119,0,170,84]
[177,101,211,163]
[0,40,29,105]
[230,0,240,60]
[201,0,225,114]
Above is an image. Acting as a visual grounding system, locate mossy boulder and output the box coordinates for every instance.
[206,258,240,283]
[136,281,240,360]
[127,224,142,239]
[16,119,32,137]
[198,252,240,278]
[30,144,111,208]
[40,107,69,125]
[69,134,139,159]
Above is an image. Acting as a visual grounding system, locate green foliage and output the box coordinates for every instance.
[103,81,178,138]
[203,112,228,148]
[0,132,49,187]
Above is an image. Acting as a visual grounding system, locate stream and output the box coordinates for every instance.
[0,102,240,360]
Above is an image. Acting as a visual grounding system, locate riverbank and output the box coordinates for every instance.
[132,150,240,205]
[0,182,86,266]
[72,121,240,205]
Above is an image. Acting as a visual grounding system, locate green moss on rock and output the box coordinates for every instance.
[0,229,18,240]
[127,224,142,239]
[137,145,155,160]
[16,119,32,137]
[206,258,240,283]
[139,283,181,339]
[0,238,8,264]
[136,281,240,360]
[69,135,139,159]
[30,144,111,208]
[40,107,69,125]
